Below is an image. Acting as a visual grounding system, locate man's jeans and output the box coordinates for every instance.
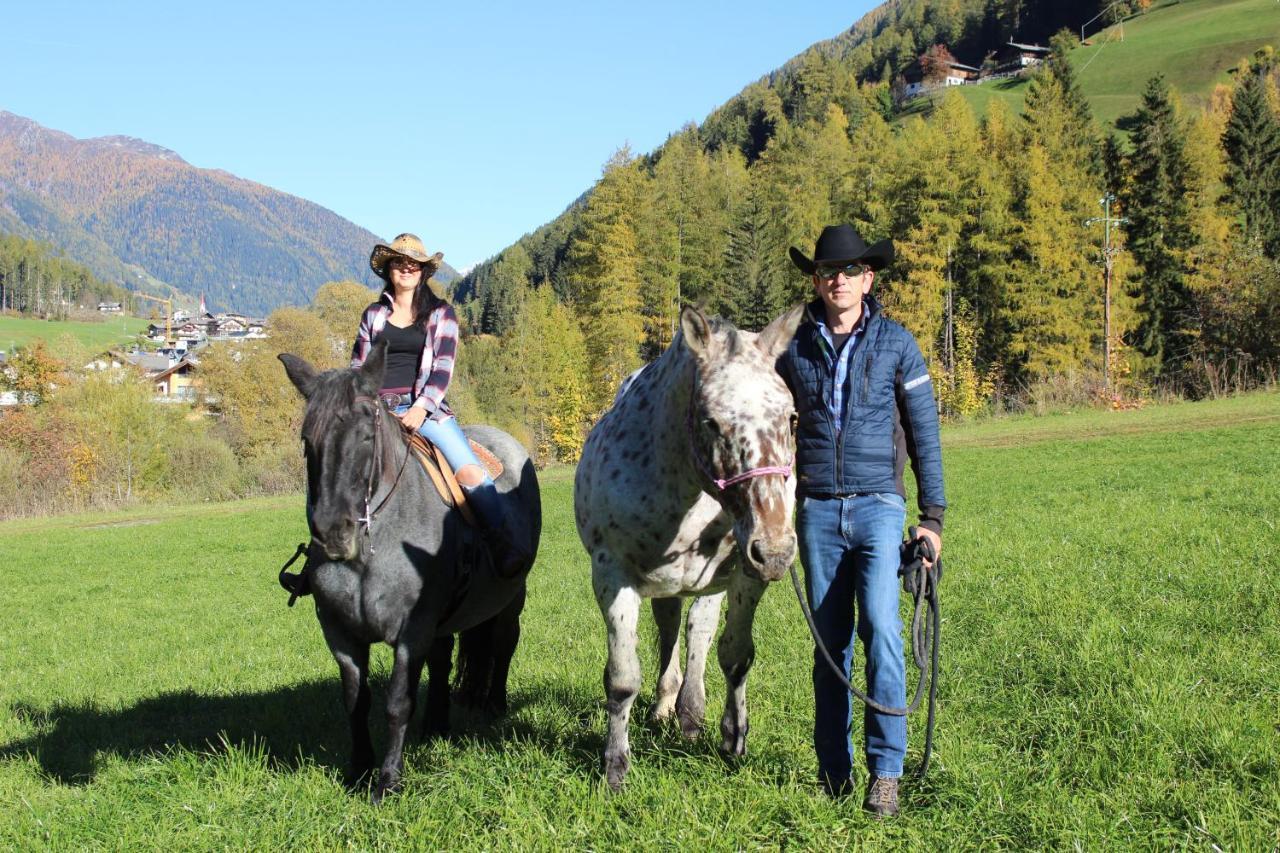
[797,492,908,783]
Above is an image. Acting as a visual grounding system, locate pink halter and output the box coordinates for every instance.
[686,384,793,493]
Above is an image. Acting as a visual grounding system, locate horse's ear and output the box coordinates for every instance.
[755,303,805,361]
[278,353,318,399]
[679,305,715,360]
[359,339,388,391]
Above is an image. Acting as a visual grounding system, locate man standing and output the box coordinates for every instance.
[778,224,946,817]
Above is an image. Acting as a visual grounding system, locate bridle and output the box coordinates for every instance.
[348,394,413,556]
[685,379,793,494]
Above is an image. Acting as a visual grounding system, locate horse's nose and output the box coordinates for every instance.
[312,515,358,561]
[745,532,797,582]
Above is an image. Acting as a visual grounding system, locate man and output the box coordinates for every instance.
[778,224,946,817]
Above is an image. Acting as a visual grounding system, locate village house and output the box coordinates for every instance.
[151,357,198,401]
[901,57,981,96]
[97,301,123,313]
[899,39,1052,99]
[996,41,1052,71]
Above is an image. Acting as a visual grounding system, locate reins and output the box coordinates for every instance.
[352,394,414,557]
[789,532,943,778]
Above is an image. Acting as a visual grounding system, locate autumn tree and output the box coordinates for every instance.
[568,148,646,414]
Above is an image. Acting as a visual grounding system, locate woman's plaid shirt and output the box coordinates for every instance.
[350,292,459,421]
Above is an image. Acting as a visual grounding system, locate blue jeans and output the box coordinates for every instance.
[797,492,908,782]
[393,406,486,480]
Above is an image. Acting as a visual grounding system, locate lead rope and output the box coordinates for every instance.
[789,534,942,778]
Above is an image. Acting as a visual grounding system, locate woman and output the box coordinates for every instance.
[352,232,528,577]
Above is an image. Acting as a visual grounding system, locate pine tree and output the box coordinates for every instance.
[724,180,787,332]
[481,244,533,336]
[1222,71,1280,257]
[1125,75,1196,374]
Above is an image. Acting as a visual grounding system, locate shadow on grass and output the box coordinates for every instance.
[1,678,610,786]
[2,679,810,790]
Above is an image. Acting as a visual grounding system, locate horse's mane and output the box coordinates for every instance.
[301,368,404,477]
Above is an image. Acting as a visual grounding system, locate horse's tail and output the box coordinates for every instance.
[452,589,523,715]
[452,620,494,708]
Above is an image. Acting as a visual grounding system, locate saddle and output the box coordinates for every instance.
[403,430,504,527]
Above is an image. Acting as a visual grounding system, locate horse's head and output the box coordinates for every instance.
[279,343,395,562]
[681,304,803,583]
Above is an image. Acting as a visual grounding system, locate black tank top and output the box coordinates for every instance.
[380,321,426,391]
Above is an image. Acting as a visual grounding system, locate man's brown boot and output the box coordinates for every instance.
[863,775,899,818]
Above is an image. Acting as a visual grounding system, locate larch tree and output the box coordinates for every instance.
[568,148,647,415]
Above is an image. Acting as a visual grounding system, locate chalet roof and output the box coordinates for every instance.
[153,358,195,382]
[1007,41,1050,53]
[948,61,980,72]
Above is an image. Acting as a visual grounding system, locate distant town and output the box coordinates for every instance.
[0,299,269,407]
[99,299,268,402]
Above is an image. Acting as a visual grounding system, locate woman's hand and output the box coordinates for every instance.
[400,406,427,431]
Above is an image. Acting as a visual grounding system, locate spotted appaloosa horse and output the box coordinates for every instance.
[575,304,803,789]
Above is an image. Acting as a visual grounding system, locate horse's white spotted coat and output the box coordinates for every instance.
[574,305,803,788]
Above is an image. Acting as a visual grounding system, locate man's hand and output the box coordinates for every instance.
[400,406,427,431]
[915,527,941,568]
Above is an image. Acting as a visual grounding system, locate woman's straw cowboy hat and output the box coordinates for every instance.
[369,233,445,279]
[789,224,894,275]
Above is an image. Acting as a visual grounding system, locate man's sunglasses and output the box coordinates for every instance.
[815,262,870,280]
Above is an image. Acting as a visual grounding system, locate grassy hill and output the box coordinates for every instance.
[1,392,1276,847]
[923,0,1280,127]
[0,313,149,355]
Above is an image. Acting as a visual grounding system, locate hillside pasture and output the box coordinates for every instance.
[1,394,1278,847]
[0,314,149,356]
[906,0,1280,129]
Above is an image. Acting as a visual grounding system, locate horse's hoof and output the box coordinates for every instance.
[344,769,373,793]
[720,722,748,757]
[371,777,401,806]
[678,710,703,740]
[603,753,630,791]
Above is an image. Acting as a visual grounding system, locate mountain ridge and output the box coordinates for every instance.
[0,110,458,315]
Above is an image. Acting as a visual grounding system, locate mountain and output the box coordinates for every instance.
[0,111,458,315]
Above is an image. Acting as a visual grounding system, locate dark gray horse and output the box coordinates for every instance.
[279,343,540,803]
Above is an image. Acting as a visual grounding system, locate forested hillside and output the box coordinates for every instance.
[0,233,129,317]
[455,0,1280,465]
[0,112,458,315]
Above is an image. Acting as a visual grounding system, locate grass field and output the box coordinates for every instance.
[0,314,149,355]
[914,0,1280,129]
[1,393,1278,848]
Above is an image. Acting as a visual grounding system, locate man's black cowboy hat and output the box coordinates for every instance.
[789,224,894,275]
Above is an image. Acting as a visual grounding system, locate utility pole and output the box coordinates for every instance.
[1085,194,1128,394]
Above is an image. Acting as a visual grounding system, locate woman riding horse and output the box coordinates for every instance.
[353,233,529,577]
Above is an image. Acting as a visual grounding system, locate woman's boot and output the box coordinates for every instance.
[463,481,533,578]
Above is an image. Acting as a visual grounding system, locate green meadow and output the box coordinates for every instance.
[1,393,1277,848]
[924,0,1280,128]
[0,314,149,356]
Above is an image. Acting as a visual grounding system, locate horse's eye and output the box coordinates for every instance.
[702,417,722,437]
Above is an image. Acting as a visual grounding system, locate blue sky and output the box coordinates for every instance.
[2,1,874,271]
